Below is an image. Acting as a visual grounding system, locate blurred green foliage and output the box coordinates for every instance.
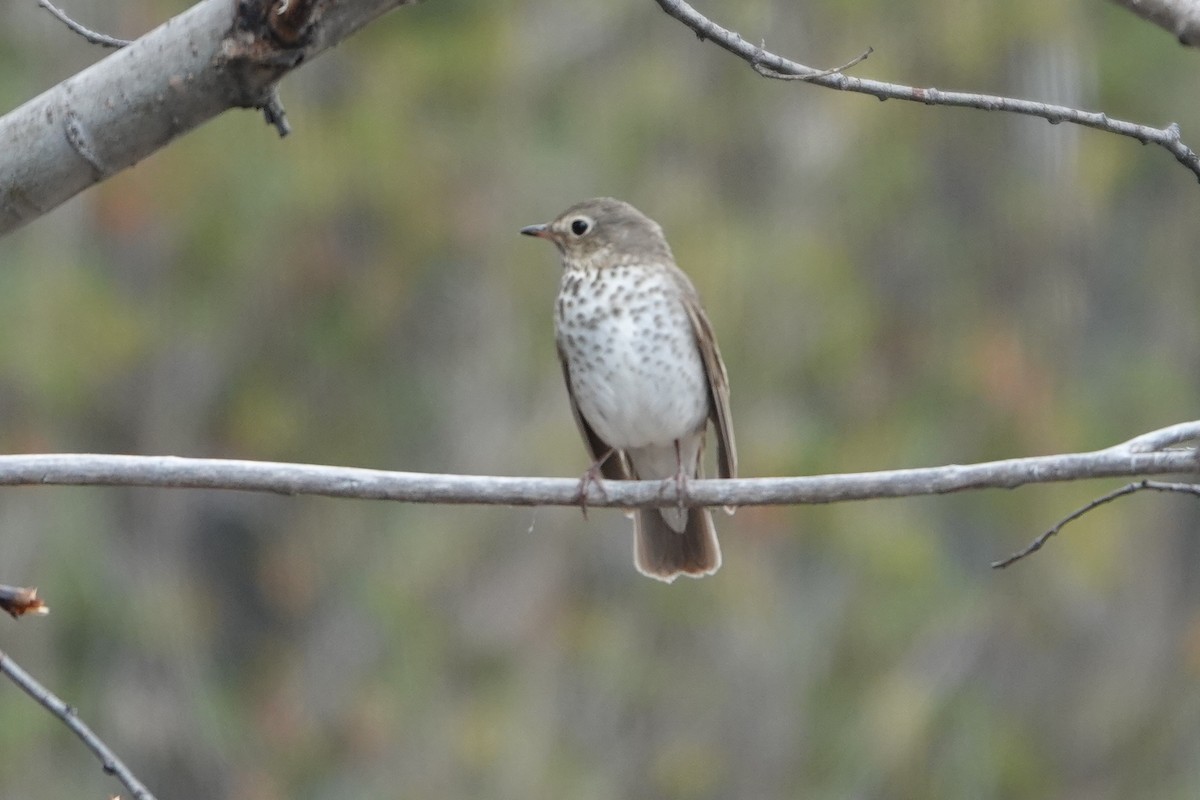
[1,0,1199,797]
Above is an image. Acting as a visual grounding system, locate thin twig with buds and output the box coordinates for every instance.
[653,0,1200,182]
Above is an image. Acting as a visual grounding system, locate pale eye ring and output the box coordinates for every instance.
[570,217,592,236]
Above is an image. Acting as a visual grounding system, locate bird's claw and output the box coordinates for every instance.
[575,462,610,519]
[672,439,690,515]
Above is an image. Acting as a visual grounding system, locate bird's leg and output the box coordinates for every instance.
[575,449,614,519]
[673,439,690,516]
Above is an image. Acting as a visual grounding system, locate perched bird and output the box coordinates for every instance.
[521,198,737,583]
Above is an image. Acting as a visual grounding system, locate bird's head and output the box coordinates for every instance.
[521,197,672,267]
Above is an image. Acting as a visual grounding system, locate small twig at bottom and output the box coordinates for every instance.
[992,480,1200,569]
[260,86,291,137]
[0,650,158,800]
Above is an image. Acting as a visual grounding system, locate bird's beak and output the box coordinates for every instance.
[520,223,551,239]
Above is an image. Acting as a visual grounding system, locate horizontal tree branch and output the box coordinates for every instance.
[0,422,1196,508]
[0,0,418,236]
[1110,0,1200,46]
[653,0,1200,182]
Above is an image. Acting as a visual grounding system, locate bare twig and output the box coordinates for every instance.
[36,0,132,48]
[0,422,1194,509]
[1110,0,1200,46]
[753,46,873,81]
[992,479,1200,568]
[653,0,1200,182]
[0,651,157,799]
[1,595,157,800]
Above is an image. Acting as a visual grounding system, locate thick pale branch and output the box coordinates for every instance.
[0,424,1195,507]
[0,0,418,236]
[653,0,1200,182]
[1110,0,1200,46]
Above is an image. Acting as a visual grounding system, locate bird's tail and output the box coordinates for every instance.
[633,507,722,583]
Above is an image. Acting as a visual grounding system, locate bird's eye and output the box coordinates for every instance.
[570,218,592,236]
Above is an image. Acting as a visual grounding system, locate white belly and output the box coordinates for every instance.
[556,265,709,451]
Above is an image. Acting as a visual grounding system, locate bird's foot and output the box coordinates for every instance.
[575,450,614,519]
[672,440,691,516]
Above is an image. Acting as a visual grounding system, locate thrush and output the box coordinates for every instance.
[521,198,737,583]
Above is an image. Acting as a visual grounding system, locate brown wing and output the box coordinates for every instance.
[557,343,630,480]
[677,274,737,481]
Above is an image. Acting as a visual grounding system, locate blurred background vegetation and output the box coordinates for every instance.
[2,0,1199,797]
